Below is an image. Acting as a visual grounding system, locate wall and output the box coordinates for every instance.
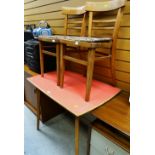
[24,0,130,94]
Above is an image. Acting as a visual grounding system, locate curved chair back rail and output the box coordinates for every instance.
[62,6,86,15]
[85,0,126,12]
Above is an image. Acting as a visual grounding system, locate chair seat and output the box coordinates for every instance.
[61,36,112,42]
[39,35,112,48]
[60,36,112,48]
[38,35,65,43]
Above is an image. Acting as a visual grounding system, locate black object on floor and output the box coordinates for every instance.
[24,31,34,41]
[24,40,56,73]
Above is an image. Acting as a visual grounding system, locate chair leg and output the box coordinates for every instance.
[56,44,60,86]
[60,43,65,88]
[85,49,95,101]
[39,41,44,77]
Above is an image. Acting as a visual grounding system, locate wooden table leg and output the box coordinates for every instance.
[56,43,60,86]
[39,41,44,77]
[36,89,41,130]
[60,43,65,88]
[85,48,95,101]
[75,117,80,155]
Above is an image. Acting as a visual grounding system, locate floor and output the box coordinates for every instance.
[24,106,89,155]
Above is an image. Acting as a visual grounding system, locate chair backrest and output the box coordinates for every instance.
[62,6,86,37]
[85,0,126,39]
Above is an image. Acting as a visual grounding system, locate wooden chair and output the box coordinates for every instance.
[39,6,86,86]
[86,0,126,85]
[59,0,126,101]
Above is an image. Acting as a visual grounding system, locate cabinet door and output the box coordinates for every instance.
[91,129,129,155]
[24,72,37,108]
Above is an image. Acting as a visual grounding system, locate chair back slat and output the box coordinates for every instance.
[62,6,86,36]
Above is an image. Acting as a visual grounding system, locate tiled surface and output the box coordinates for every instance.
[24,106,88,155]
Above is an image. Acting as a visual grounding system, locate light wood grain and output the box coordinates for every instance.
[118,27,130,39]
[115,60,130,72]
[94,59,130,72]
[123,0,130,14]
[25,0,63,10]
[94,66,130,83]
[24,11,64,21]
[67,65,130,92]
[121,14,130,26]
[24,0,34,4]
[116,71,130,83]
[117,39,130,50]
[24,0,91,16]
[92,92,130,136]
[117,81,130,92]
[116,50,130,61]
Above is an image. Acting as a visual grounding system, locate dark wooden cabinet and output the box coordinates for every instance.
[24,71,38,109]
[24,65,64,123]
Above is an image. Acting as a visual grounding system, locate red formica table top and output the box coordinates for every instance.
[27,71,121,117]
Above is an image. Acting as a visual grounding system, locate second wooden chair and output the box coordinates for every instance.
[39,6,86,86]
